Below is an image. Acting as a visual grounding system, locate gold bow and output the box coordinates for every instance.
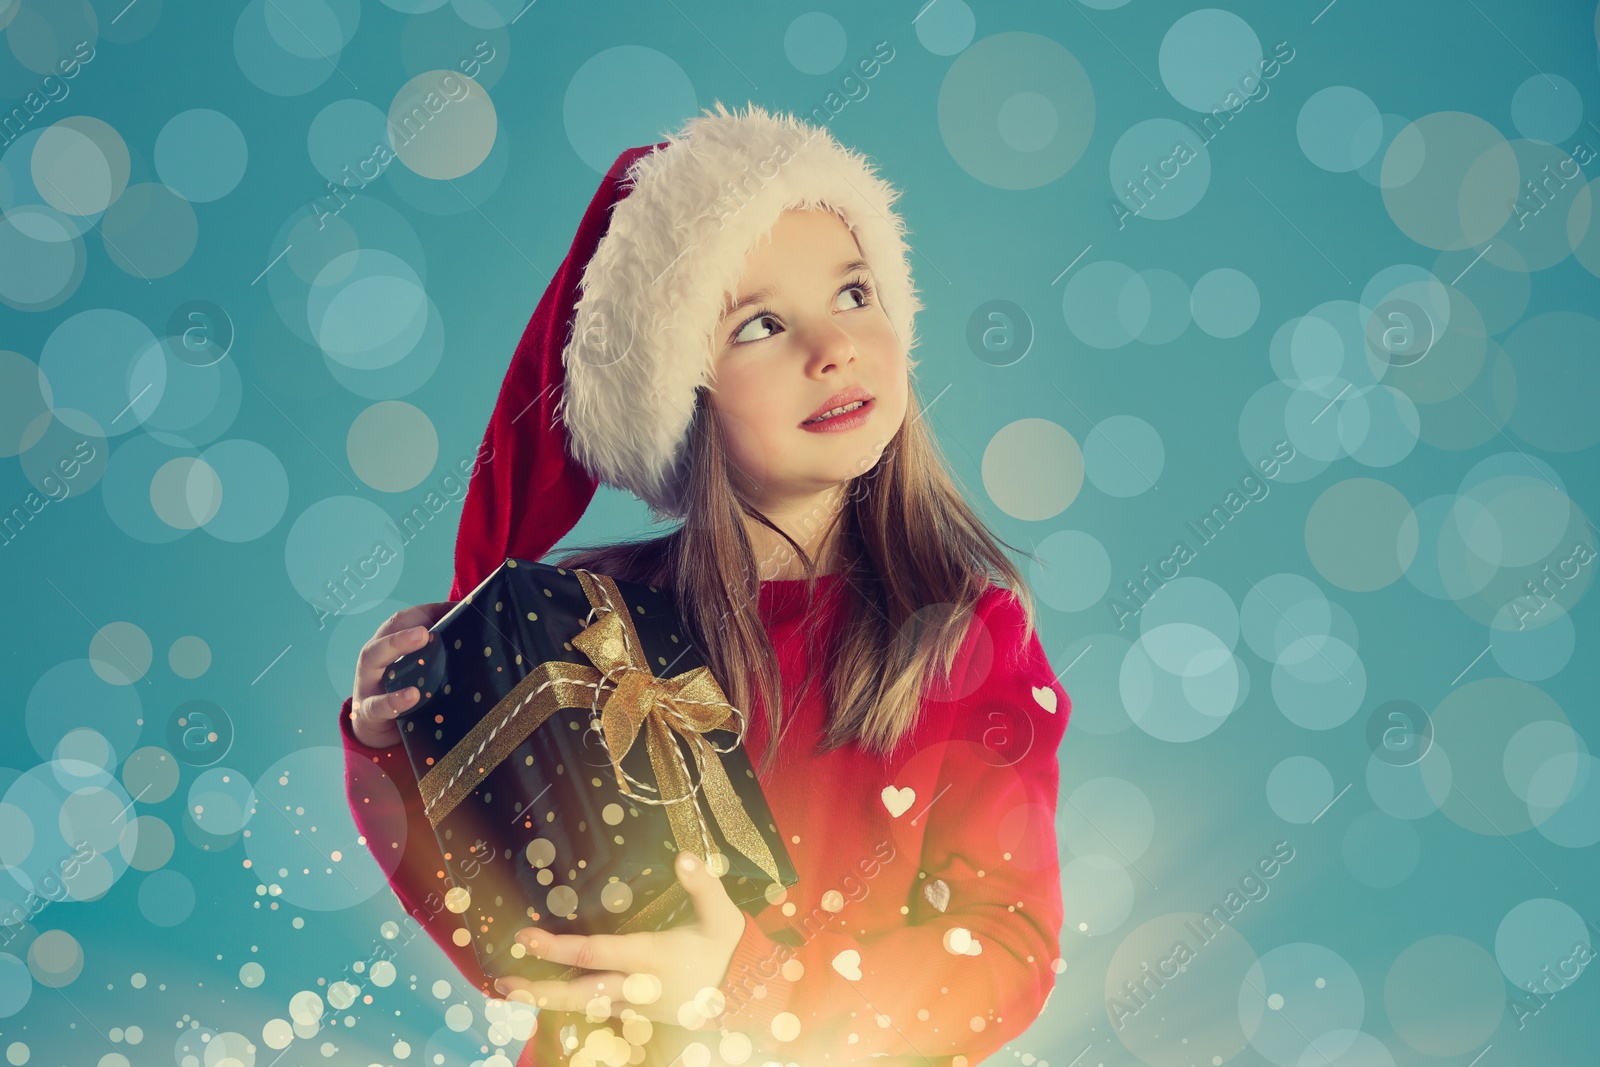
[415,568,782,889]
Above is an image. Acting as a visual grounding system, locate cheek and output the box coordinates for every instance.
[711,371,789,475]
[861,314,903,361]
[868,333,910,419]
[722,419,774,477]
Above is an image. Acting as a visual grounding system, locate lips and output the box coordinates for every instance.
[801,386,874,426]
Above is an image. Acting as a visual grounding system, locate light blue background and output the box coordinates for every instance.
[2,1,1598,1065]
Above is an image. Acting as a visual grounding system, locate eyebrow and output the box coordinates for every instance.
[720,259,873,320]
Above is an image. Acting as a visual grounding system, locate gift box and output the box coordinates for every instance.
[382,559,798,983]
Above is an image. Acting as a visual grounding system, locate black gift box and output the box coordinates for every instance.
[382,559,798,983]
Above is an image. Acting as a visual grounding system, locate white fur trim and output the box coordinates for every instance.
[558,101,924,519]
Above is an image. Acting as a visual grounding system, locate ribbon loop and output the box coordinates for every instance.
[414,569,782,888]
[570,572,782,885]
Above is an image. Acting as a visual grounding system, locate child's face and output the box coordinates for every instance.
[707,207,907,512]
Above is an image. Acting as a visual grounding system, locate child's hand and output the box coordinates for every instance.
[348,602,454,748]
[492,851,747,1026]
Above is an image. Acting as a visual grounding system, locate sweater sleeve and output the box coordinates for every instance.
[712,587,1071,1064]
[339,695,495,997]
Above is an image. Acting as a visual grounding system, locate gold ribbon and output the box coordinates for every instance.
[414,568,782,889]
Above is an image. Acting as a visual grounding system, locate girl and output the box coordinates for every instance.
[341,103,1071,1067]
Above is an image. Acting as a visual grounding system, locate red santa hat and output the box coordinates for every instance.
[449,102,923,601]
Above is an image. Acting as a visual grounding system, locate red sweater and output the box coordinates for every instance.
[339,571,1071,1065]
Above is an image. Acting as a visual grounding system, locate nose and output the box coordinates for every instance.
[803,320,858,378]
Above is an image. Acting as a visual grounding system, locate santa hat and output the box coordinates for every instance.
[449,102,923,601]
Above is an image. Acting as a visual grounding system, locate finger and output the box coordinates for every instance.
[514,925,657,976]
[353,686,421,733]
[494,971,630,1015]
[370,602,452,658]
[355,602,453,694]
[676,852,741,934]
[358,615,432,679]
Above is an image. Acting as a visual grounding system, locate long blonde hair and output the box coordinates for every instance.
[551,371,1038,777]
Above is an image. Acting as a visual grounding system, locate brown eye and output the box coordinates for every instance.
[728,276,875,348]
[836,286,868,311]
[732,313,780,346]
[838,276,875,310]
